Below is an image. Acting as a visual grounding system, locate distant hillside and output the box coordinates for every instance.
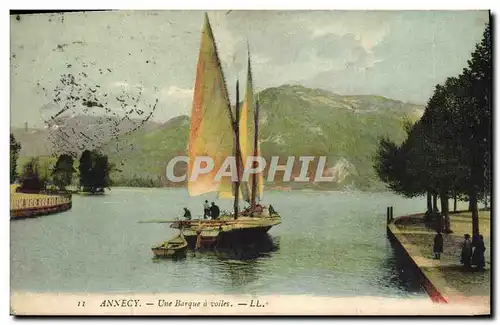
[11,115,162,157]
[14,85,423,190]
[102,85,423,190]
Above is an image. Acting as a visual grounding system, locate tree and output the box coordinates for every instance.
[373,22,491,236]
[52,154,75,191]
[19,157,45,193]
[10,133,21,183]
[466,23,491,235]
[449,23,492,235]
[88,152,111,191]
[416,81,471,233]
[78,150,112,193]
[399,121,437,219]
[79,150,94,191]
[374,122,430,214]
[373,137,401,192]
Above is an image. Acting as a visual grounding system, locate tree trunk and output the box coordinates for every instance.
[453,193,457,212]
[425,191,432,220]
[439,191,451,233]
[470,189,479,236]
[468,200,472,212]
[432,193,439,213]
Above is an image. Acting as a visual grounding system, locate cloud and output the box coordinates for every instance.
[301,11,489,103]
[252,54,270,65]
[10,10,490,128]
[111,81,130,89]
[312,33,374,70]
[163,86,193,100]
[309,12,390,52]
[209,12,245,75]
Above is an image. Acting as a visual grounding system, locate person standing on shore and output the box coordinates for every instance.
[471,235,486,270]
[433,231,443,260]
[460,234,473,269]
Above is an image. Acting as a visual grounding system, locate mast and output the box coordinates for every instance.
[251,96,259,211]
[233,80,241,219]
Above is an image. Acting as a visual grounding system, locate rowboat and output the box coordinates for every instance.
[151,233,188,258]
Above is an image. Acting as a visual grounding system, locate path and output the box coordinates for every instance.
[389,210,490,314]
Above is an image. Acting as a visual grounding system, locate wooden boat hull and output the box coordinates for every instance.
[170,214,281,249]
[216,225,273,245]
[151,246,187,258]
[151,234,188,258]
[183,225,273,249]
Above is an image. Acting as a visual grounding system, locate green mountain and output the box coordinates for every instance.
[103,85,423,190]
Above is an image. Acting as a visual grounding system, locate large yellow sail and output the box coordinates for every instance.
[187,13,234,197]
[217,94,252,201]
[217,53,262,203]
[239,52,264,201]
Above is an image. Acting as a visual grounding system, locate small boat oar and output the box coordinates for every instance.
[137,219,178,224]
[138,218,280,225]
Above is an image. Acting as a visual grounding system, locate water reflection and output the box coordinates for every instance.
[380,236,424,293]
[203,235,280,289]
[214,234,280,260]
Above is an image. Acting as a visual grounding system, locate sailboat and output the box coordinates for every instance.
[170,13,281,248]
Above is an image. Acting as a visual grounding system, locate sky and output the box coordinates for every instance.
[10,10,489,128]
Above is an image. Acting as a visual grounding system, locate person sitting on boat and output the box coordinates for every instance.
[183,207,192,220]
[269,205,276,216]
[247,204,263,217]
[261,206,270,218]
[203,200,210,219]
[241,205,251,216]
[210,202,220,220]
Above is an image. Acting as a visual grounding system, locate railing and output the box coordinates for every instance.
[10,194,72,210]
[10,193,72,219]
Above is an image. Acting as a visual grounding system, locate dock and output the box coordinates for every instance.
[387,209,490,314]
[10,185,72,219]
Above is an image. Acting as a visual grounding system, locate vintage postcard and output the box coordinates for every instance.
[9,9,491,316]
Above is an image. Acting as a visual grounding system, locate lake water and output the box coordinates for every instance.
[11,188,429,298]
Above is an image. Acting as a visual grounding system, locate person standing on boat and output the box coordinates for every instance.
[203,200,210,219]
[183,207,192,220]
[210,202,220,220]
